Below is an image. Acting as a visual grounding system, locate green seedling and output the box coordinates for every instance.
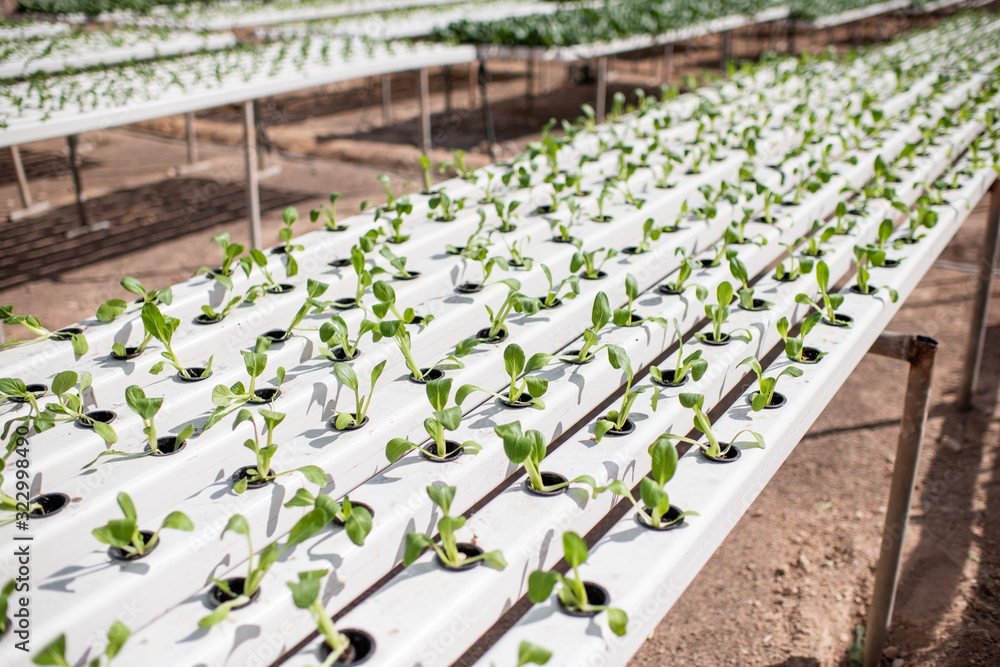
[571,243,618,280]
[595,345,659,442]
[332,360,385,429]
[197,231,244,279]
[85,386,195,466]
[495,199,521,232]
[380,198,415,243]
[278,207,305,277]
[310,193,345,231]
[460,240,508,289]
[592,184,614,222]
[540,264,580,308]
[446,210,489,255]
[199,515,278,627]
[516,641,552,666]
[230,409,326,493]
[33,621,130,667]
[729,256,769,310]
[500,233,532,269]
[777,313,826,362]
[0,378,53,451]
[794,261,849,325]
[649,319,707,386]
[601,436,698,528]
[613,273,667,328]
[900,198,938,243]
[662,248,707,298]
[97,276,173,323]
[0,306,88,356]
[853,245,899,301]
[404,485,507,569]
[286,569,357,665]
[830,201,857,235]
[797,223,835,258]
[430,191,466,222]
[92,491,193,558]
[527,532,627,636]
[284,491,372,549]
[238,248,281,294]
[386,378,481,462]
[443,149,475,180]
[457,344,551,409]
[494,421,600,495]
[205,338,285,430]
[280,279,334,335]
[663,393,765,459]
[738,356,804,410]
[419,154,437,194]
[43,370,117,444]
[476,280,541,341]
[319,313,377,362]
[696,282,751,344]
[632,217,664,254]
[560,291,611,364]
[142,303,212,379]
[375,245,417,280]
[774,242,814,281]
[372,318,467,382]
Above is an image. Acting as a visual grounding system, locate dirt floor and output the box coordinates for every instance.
[1,11,998,667]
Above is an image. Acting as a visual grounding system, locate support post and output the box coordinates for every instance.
[67,134,90,228]
[468,63,477,107]
[382,74,392,125]
[659,43,673,83]
[253,100,267,171]
[418,68,432,155]
[242,100,263,251]
[596,56,608,123]
[864,333,939,667]
[477,55,497,161]
[185,112,198,164]
[10,146,32,209]
[787,20,796,54]
[443,65,453,113]
[525,56,534,110]
[720,31,732,71]
[958,181,1000,409]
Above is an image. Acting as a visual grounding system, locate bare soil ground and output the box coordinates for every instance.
[1,11,997,667]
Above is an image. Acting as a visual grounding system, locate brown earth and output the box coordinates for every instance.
[1,10,998,667]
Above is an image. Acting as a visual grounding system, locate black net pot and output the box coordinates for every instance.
[232,465,276,490]
[76,410,117,429]
[798,347,823,364]
[266,284,296,295]
[455,282,484,294]
[9,384,46,403]
[748,391,787,410]
[698,259,720,269]
[475,326,508,344]
[329,258,352,268]
[393,271,421,281]
[325,225,349,233]
[318,628,376,666]
[579,270,608,281]
[178,367,213,382]
[28,492,70,519]
[561,350,594,366]
[111,346,143,360]
[50,327,83,341]
[330,346,361,361]
[537,297,562,310]
[333,297,359,311]
[193,313,225,326]
[249,388,281,404]
[651,369,688,388]
[409,368,444,384]
[591,215,613,223]
[599,417,635,437]
[524,472,569,497]
[419,440,463,462]
[551,235,577,244]
[621,246,647,256]
[499,393,532,409]
[558,582,610,617]
[621,312,644,327]
[657,284,684,296]
[330,414,370,432]
[208,577,261,611]
[446,246,465,256]
[822,313,854,328]
[699,332,731,346]
[738,299,770,312]
[435,543,484,572]
[774,272,798,283]
[700,443,742,464]
[261,329,292,343]
[108,530,158,561]
[146,436,187,457]
[635,504,688,531]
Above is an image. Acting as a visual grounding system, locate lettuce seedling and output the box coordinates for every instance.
[796,224,835,258]
[528,531,627,635]
[662,248,707,298]
[755,181,779,223]
[631,217,664,254]
[419,154,437,194]
[238,248,281,294]
[774,242,814,281]
[278,279,335,336]
[287,569,357,662]
[477,280,541,341]
[728,256,769,310]
[386,378,481,462]
[901,198,938,243]
[500,233,532,269]
[278,207,305,277]
[43,370,117,444]
[795,261,848,325]
[373,318,467,382]
[96,276,173,323]
[404,485,507,569]
[664,393,765,459]
[457,344,552,409]
[601,436,698,529]
[613,273,667,328]
[310,193,345,231]
[443,148,475,180]
[446,210,488,255]
[830,201,857,235]
[333,360,385,429]
[361,174,397,214]
[853,245,899,302]
[595,345,659,442]
[650,319,707,386]
[0,306,88,356]
[92,491,193,557]
[495,421,599,495]
[540,265,580,308]
[738,356,804,410]
[196,288,244,325]
[374,245,417,280]
[695,282,751,344]
[379,198,415,243]
[571,244,618,280]
[199,515,278,627]
[560,291,612,364]
[429,191,466,222]
[230,409,326,493]
[86,386,195,466]
[205,339,285,429]
[319,313,376,361]
[33,620,130,667]
[0,378,53,450]
[591,184,613,222]
[141,303,212,379]
[777,313,826,362]
[495,199,521,232]
[197,231,244,279]
[459,239,509,290]
[516,641,552,666]
[1,458,43,519]
[283,490,372,549]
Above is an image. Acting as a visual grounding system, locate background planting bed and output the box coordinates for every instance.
[2,12,1000,667]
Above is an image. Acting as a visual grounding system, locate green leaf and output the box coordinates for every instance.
[345,505,373,546]
[518,640,552,666]
[524,375,548,399]
[527,570,560,603]
[403,531,435,566]
[648,436,678,486]
[386,437,415,462]
[285,510,329,552]
[455,384,479,406]
[96,299,129,323]
[436,406,463,431]
[51,370,77,397]
[125,385,161,421]
[562,531,588,568]
[223,514,249,537]
[606,607,628,636]
[503,344,526,379]
[334,362,358,391]
[296,465,328,487]
[426,378,453,412]
[33,634,68,666]
[162,511,194,532]
[426,484,456,514]
[105,620,131,659]
[591,292,611,329]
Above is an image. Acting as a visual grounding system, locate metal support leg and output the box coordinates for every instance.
[468,64,477,107]
[864,333,939,667]
[525,56,534,110]
[596,56,608,123]
[242,100,263,251]
[659,43,673,83]
[477,55,497,162]
[720,31,732,71]
[958,181,1000,409]
[253,100,267,171]
[186,112,199,164]
[418,68,432,154]
[67,135,90,228]
[443,65,453,113]
[10,146,32,209]
[382,75,392,125]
